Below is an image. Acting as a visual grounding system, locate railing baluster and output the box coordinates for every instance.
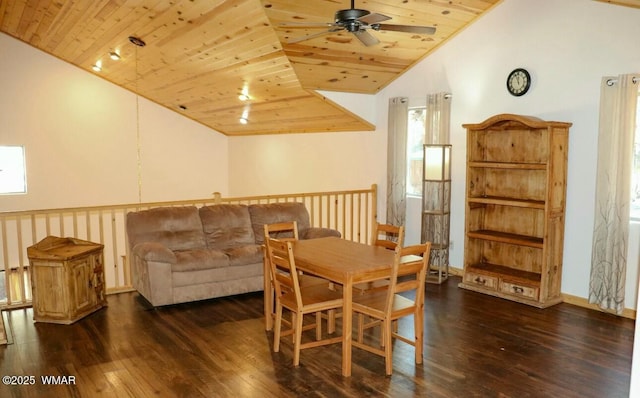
[15,219,26,305]
[1,217,10,305]
[111,210,119,289]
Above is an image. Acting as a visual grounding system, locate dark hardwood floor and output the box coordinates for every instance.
[0,276,634,398]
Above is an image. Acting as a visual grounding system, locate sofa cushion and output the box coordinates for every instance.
[126,206,206,251]
[224,244,263,266]
[301,227,342,240]
[172,249,229,272]
[199,204,255,249]
[249,203,311,244]
[172,262,263,288]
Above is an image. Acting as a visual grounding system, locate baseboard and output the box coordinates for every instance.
[448,266,463,276]
[562,293,636,320]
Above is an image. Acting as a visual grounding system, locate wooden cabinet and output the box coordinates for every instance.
[27,236,106,324]
[459,114,571,308]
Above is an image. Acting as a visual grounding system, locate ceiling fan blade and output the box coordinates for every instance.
[357,12,391,25]
[353,30,379,46]
[375,24,436,34]
[279,22,340,28]
[286,28,344,44]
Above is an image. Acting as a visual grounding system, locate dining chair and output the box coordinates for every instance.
[263,221,327,285]
[265,237,343,366]
[264,220,300,241]
[263,221,331,334]
[371,222,405,249]
[352,222,405,295]
[351,242,431,375]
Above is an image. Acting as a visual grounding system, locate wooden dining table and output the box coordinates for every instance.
[262,236,400,377]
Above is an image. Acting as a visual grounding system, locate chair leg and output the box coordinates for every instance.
[327,309,336,334]
[415,308,424,364]
[384,319,393,376]
[316,312,322,340]
[357,314,365,343]
[291,313,296,343]
[293,311,304,366]
[274,303,283,353]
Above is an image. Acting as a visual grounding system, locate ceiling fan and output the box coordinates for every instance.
[280,0,436,47]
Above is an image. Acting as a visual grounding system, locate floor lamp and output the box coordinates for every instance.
[421,144,451,284]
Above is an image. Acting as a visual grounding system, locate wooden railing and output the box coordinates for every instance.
[0,184,377,309]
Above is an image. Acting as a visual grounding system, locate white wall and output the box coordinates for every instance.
[0,33,229,211]
[228,128,383,196]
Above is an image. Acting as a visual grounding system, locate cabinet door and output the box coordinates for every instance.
[70,258,92,314]
[92,253,106,305]
[31,260,67,318]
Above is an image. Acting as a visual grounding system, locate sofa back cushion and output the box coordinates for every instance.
[249,202,311,244]
[126,206,206,251]
[199,204,255,249]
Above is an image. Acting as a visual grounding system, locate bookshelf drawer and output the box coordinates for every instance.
[500,280,539,300]
[464,271,498,290]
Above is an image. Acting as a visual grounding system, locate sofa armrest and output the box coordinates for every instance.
[132,242,177,264]
[131,242,176,306]
[300,227,342,240]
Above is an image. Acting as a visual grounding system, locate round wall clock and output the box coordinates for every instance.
[506,68,531,96]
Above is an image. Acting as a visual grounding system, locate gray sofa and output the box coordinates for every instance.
[126,202,340,306]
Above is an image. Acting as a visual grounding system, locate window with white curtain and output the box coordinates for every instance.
[631,91,640,220]
[406,106,426,196]
[0,146,27,194]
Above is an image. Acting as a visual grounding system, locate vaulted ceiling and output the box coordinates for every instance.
[0,0,637,136]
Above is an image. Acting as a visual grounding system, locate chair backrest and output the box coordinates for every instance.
[263,221,299,243]
[265,237,303,308]
[371,222,405,251]
[385,242,431,314]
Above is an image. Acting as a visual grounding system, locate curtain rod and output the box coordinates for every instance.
[606,77,638,86]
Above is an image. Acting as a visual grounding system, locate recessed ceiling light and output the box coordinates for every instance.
[92,63,102,72]
[109,52,120,60]
[240,107,249,124]
[128,36,146,47]
[239,83,250,101]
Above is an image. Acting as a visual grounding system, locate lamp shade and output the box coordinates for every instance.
[423,145,451,181]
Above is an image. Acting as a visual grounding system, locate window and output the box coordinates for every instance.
[406,107,426,196]
[0,146,27,194]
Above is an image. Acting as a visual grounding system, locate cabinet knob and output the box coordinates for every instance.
[474,276,486,285]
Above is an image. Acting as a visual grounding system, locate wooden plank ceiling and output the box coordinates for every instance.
[5,1,631,136]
